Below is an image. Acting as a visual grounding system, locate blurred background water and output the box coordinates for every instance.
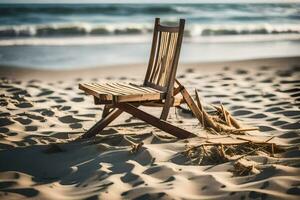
[0,3,300,69]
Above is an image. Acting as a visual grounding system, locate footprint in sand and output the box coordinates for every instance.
[276,70,292,77]
[0,118,14,127]
[58,115,84,124]
[265,107,284,112]
[69,123,82,129]
[64,87,73,90]
[233,110,253,116]
[281,80,300,84]
[6,132,18,136]
[186,68,194,73]
[32,109,55,117]
[0,99,8,107]
[0,127,9,133]
[286,187,300,195]
[120,172,141,184]
[258,125,276,132]
[248,191,268,199]
[248,113,268,119]
[18,113,44,121]
[260,181,270,189]
[25,125,38,132]
[47,96,67,103]
[7,88,29,96]
[52,105,72,111]
[54,99,66,103]
[14,117,32,125]
[15,102,33,108]
[259,66,271,71]
[281,122,300,130]
[235,69,248,75]
[0,188,39,198]
[71,97,84,102]
[0,112,10,117]
[272,120,288,126]
[277,110,300,117]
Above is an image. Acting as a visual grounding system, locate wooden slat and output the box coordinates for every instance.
[163,33,177,87]
[79,83,113,100]
[91,83,165,103]
[164,33,176,85]
[148,31,162,83]
[153,32,167,84]
[162,32,177,86]
[86,83,120,95]
[154,32,169,84]
[149,31,165,83]
[116,83,153,93]
[116,92,165,103]
[144,18,160,85]
[142,82,167,92]
[115,83,143,92]
[105,83,137,94]
[93,83,127,95]
[158,35,171,87]
[116,83,164,94]
[80,82,166,103]
[156,32,171,86]
[155,31,169,83]
[157,24,179,32]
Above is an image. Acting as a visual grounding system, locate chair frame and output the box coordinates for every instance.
[79,18,203,139]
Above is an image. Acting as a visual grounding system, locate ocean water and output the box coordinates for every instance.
[0,3,300,69]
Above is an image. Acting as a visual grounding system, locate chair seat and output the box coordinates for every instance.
[79,82,166,103]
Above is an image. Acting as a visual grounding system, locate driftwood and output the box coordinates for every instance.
[193,90,258,135]
[181,136,285,175]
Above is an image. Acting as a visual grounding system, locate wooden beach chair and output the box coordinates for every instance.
[79,18,203,139]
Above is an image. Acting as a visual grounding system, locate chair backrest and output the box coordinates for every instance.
[143,18,185,93]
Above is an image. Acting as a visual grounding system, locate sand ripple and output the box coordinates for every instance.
[0,63,299,199]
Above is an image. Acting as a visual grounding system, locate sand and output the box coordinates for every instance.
[0,57,299,200]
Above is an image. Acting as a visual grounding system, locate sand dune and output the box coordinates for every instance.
[0,57,300,200]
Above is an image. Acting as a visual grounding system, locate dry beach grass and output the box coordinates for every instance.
[0,57,300,200]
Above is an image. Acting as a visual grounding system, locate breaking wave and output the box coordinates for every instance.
[1,23,300,38]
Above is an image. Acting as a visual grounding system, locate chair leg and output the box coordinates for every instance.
[160,104,170,120]
[80,108,123,139]
[102,105,111,118]
[160,83,182,120]
[116,103,195,139]
[160,95,174,120]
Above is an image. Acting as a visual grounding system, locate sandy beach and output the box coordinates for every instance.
[0,56,300,200]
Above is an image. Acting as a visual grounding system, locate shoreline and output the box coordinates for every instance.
[1,56,300,81]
